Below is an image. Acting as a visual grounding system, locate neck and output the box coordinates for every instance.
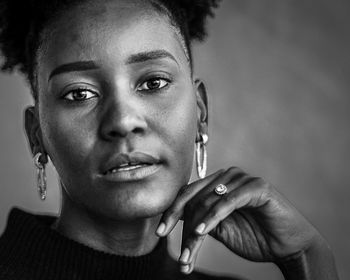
[52,192,161,257]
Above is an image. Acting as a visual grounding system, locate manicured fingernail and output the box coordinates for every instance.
[180,264,190,273]
[179,248,190,263]
[156,223,166,236]
[195,223,206,234]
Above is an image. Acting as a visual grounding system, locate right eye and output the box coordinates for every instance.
[63,88,98,101]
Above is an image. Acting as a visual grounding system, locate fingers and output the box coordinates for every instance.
[178,176,271,274]
[156,168,225,237]
[179,234,207,274]
[195,177,269,236]
[189,167,247,209]
[158,165,271,274]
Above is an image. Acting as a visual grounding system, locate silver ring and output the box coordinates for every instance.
[214,184,228,196]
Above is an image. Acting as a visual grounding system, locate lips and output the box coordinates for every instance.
[101,152,161,175]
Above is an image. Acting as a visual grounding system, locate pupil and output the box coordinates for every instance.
[147,79,160,89]
[73,91,87,100]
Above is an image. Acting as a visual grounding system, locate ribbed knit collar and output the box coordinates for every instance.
[0,208,180,280]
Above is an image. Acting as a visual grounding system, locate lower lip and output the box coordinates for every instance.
[98,164,161,182]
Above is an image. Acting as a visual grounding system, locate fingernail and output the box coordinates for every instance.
[179,248,190,263]
[156,223,166,236]
[195,223,206,234]
[180,264,190,274]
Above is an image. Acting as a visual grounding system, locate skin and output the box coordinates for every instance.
[26,0,207,256]
[24,0,339,278]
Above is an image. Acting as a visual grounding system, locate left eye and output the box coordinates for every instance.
[138,78,169,91]
[63,89,98,101]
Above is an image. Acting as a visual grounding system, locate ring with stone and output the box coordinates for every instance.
[214,184,228,196]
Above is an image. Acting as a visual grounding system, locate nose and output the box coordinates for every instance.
[99,93,147,141]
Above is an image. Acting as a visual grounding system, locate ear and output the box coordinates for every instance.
[24,106,48,164]
[194,79,208,140]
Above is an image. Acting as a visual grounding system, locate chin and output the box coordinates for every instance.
[88,183,180,221]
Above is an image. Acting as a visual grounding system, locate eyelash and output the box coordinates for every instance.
[62,88,99,101]
[61,76,172,102]
[137,77,171,93]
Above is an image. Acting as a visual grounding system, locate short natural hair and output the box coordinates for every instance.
[0,0,221,97]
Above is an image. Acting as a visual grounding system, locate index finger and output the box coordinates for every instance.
[156,168,226,237]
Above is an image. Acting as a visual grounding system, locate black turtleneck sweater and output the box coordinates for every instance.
[0,208,243,280]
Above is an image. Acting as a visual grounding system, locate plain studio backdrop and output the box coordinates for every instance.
[0,1,349,279]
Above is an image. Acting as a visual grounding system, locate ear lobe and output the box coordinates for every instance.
[24,106,48,163]
[195,79,209,137]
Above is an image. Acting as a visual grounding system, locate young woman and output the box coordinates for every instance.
[0,0,339,279]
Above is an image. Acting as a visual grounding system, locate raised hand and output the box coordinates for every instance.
[156,167,339,279]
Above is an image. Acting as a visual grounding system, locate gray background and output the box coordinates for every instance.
[0,0,349,279]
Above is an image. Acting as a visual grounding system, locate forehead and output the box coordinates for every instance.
[37,0,188,82]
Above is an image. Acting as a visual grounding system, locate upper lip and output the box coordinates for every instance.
[101,152,161,174]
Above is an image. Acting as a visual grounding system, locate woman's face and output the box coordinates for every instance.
[28,0,207,220]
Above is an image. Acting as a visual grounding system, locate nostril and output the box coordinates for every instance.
[107,130,125,138]
[132,127,144,134]
[101,121,145,140]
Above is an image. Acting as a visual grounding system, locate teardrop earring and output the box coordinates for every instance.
[196,133,208,179]
[33,152,47,200]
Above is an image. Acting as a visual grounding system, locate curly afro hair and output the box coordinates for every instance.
[0,0,221,94]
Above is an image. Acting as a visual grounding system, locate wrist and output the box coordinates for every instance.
[275,235,339,280]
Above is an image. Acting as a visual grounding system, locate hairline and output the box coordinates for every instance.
[30,0,194,101]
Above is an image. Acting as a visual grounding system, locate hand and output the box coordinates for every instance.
[156,167,326,275]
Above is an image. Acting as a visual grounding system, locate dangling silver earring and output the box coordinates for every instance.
[33,152,47,200]
[196,133,208,179]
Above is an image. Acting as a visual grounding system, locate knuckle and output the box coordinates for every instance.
[184,199,197,212]
[256,176,266,183]
[208,209,220,220]
[249,177,274,198]
[197,196,212,210]
[262,183,275,198]
[227,168,248,185]
[222,193,235,204]
[236,173,250,185]
[248,176,265,187]
[227,166,242,175]
[166,206,182,220]
[254,177,270,190]
[161,211,173,222]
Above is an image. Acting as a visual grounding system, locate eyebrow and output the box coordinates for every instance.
[48,50,178,81]
[125,50,178,65]
[48,61,99,81]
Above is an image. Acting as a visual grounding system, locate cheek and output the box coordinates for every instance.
[39,106,95,177]
[153,86,198,177]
